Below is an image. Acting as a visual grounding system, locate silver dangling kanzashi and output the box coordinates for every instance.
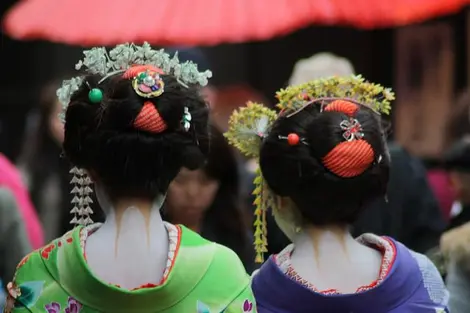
[69,167,94,226]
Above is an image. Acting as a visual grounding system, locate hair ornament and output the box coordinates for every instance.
[134,101,168,133]
[278,133,308,146]
[88,88,103,104]
[322,140,374,177]
[287,133,300,146]
[123,65,166,98]
[276,75,394,116]
[57,42,212,123]
[133,70,164,98]
[225,102,277,158]
[58,42,212,227]
[324,99,359,116]
[323,99,364,141]
[182,107,192,131]
[69,167,94,225]
[226,76,394,263]
[340,119,364,141]
[322,99,373,177]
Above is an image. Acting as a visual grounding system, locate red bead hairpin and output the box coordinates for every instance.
[278,133,307,146]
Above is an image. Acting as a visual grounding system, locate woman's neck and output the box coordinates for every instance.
[85,196,169,289]
[292,225,354,264]
[290,224,383,293]
[104,198,167,256]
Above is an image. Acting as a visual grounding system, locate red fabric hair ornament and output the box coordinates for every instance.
[124,65,168,134]
[122,65,164,79]
[322,100,375,178]
[133,101,167,133]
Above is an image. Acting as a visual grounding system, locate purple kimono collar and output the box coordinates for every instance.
[252,237,423,313]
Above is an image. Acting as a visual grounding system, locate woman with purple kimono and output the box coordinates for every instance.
[225,76,449,313]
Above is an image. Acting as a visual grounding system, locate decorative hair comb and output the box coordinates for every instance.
[57,43,212,227]
[225,76,394,263]
[124,65,165,98]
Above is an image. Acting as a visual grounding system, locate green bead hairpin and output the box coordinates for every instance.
[88,88,103,104]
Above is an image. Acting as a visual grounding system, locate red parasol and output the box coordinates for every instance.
[3,0,469,46]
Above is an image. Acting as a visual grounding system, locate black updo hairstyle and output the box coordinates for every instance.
[259,102,390,226]
[63,73,209,200]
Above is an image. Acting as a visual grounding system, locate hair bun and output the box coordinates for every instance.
[62,72,210,199]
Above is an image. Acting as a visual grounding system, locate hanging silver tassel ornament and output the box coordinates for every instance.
[69,167,94,226]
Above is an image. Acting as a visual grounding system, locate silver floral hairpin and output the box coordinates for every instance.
[340,118,364,141]
[58,43,212,227]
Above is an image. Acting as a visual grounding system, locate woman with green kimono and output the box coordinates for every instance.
[3,43,255,313]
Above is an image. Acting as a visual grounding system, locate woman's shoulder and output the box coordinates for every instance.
[155,224,253,311]
[13,228,78,277]
[385,237,449,309]
[177,223,251,285]
[4,230,79,312]
[179,223,249,272]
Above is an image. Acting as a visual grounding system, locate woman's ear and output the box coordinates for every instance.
[272,196,303,241]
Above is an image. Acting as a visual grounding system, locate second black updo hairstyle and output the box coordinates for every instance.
[63,73,209,200]
[259,101,390,226]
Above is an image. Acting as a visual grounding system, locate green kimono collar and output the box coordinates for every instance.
[46,224,214,313]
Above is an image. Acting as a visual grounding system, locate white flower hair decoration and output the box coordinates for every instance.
[57,42,212,122]
[57,42,212,227]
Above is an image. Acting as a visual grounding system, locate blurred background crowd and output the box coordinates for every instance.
[3,0,470,311]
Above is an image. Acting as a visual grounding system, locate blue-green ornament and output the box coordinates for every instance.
[88,88,103,103]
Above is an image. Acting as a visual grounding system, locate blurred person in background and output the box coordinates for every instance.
[166,48,260,261]
[262,52,445,254]
[442,138,470,229]
[18,81,103,240]
[0,152,43,250]
[426,161,455,222]
[0,187,32,284]
[447,91,470,145]
[424,90,470,223]
[440,90,470,220]
[164,126,255,272]
[440,138,470,312]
